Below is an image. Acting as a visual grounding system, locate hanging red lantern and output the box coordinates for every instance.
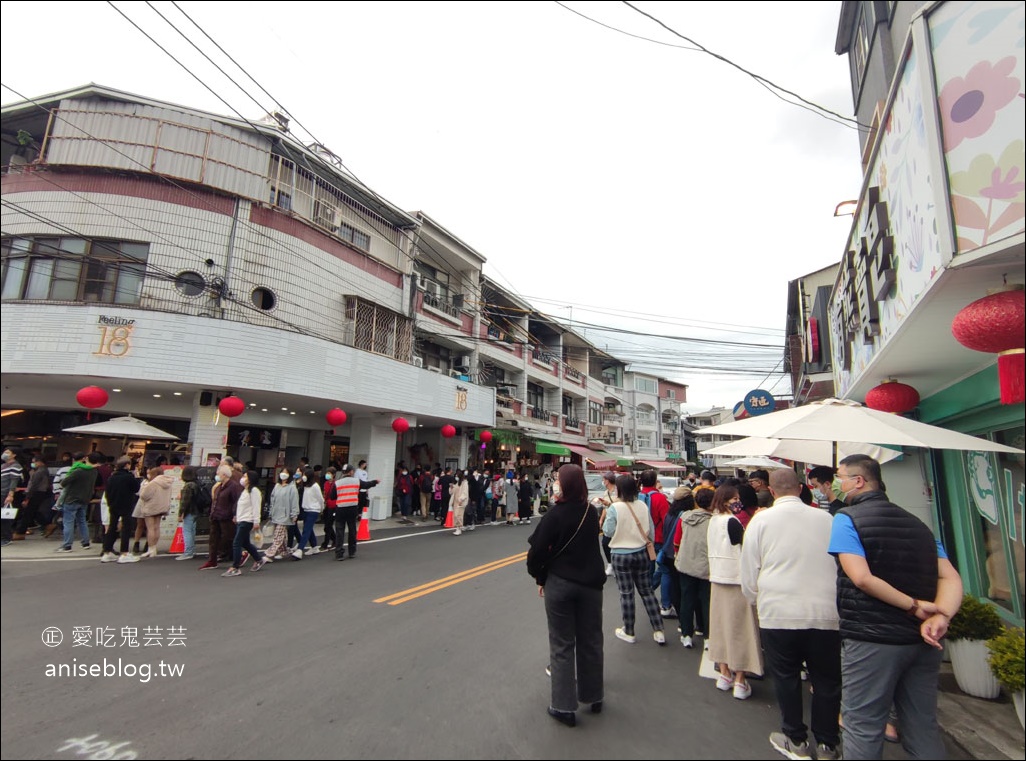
[218,395,245,418]
[951,286,1025,405]
[479,429,493,443]
[76,385,108,420]
[392,417,410,434]
[326,408,347,427]
[865,380,920,414]
[441,424,456,438]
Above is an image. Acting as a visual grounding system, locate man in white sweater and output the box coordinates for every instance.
[741,469,840,761]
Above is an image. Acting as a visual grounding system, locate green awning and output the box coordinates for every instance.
[617,457,634,467]
[535,440,571,456]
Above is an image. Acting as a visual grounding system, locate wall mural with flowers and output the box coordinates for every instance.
[932,0,1025,252]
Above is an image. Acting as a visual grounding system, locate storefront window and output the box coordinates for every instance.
[963,424,1025,616]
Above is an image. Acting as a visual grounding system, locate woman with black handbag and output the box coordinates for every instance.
[526,465,606,728]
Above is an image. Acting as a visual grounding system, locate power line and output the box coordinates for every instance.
[618,1,872,132]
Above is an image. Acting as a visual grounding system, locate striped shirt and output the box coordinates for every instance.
[336,476,360,508]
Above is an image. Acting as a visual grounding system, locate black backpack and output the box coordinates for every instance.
[194,482,212,515]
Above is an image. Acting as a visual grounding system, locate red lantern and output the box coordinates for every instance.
[326,408,347,427]
[479,429,493,443]
[441,424,456,438]
[218,396,245,418]
[865,380,920,414]
[76,385,108,419]
[392,417,410,434]
[952,286,1025,405]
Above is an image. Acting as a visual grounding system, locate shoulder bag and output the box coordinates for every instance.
[623,500,658,561]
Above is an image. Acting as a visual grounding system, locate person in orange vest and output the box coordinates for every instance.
[334,464,361,561]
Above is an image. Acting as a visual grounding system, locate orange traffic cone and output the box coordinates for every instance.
[357,507,371,541]
[169,524,185,554]
[443,503,454,528]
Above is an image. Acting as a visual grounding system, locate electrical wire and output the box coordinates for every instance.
[617,1,872,132]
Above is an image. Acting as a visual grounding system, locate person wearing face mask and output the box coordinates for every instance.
[395,467,414,525]
[449,470,470,536]
[199,464,241,570]
[296,467,324,556]
[265,469,300,561]
[320,466,338,552]
[807,466,845,515]
[222,470,269,576]
[15,454,50,540]
[828,454,962,760]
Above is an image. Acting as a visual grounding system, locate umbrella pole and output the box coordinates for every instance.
[833,440,838,470]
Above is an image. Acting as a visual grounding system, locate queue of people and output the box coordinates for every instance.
[526,459,963,761]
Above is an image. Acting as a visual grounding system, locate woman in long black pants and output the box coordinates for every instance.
[526,465,607,728]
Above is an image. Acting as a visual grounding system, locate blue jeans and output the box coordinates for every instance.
[182,514,196,556]
[62,502,89,548]
[652,561,672,609]
[298,511,319,550]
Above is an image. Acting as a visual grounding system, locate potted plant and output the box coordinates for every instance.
[946,594,1004,698]
[987,627,1025,729]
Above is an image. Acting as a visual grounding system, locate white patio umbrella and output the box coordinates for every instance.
[63,415,178,440]
[721,456,792,470]
[705,437,903,467]
[697,398,1023,466]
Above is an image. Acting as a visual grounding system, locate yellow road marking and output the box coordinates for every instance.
[374,552,528,605]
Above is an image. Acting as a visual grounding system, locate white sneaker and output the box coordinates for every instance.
[614,627,636,644]
[141,548,157,558]
[175,554,194,561]
[305,547,320,556]
[604,563,613,576]
[468,524,475,531]
[291,549,304,560]
[716,673,734,691]
[680,635,694,649]
[116,553,140,564]
[453,529,462,536]
[660,607,677,618]
[653,631,666,645]
[100,552,118,563]
[733,681,752,700]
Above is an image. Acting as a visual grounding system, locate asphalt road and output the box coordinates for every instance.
[0,521,968,760]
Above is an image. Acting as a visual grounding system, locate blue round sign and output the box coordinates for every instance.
[743,389,775,417]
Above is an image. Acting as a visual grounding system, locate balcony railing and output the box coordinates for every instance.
[422,292,461,319]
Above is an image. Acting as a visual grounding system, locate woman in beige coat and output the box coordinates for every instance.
[449,470,470,536]
[136,467,173,558]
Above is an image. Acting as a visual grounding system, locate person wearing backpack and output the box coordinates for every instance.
[674,488,714,649]
[639,470,671,616]
[658,487,693,626]
[419,469,434,520]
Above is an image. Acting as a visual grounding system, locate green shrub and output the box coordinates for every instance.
[946,594,1004,641]
[987,627,1025,693]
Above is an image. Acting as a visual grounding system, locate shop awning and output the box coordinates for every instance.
[568,445,617,469]
[617,457,634,467]
[637,459,688,472]
[535,440,572,456]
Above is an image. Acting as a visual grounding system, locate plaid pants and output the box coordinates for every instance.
[264,524,290,558]
[612,550,663,635]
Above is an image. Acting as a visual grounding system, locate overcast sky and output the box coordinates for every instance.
[0,1,863,414]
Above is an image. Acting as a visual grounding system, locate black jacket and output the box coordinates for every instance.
[526,500,605,590]
[105,468,140,514]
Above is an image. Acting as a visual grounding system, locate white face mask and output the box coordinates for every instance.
[279,472,289,481]
[214,475,222,483]
[241,478,249,487]
[301,476,308,483]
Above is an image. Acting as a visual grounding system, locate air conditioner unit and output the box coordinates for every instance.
[427,366,442,374]
[454,355,471,371]
[412,357,423,368]
[448,369,462,378]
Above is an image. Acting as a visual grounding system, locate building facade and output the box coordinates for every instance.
[833,0,1024,625]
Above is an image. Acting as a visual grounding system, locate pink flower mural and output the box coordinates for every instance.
[938,57,1020,151]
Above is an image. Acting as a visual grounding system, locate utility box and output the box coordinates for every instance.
[370,496,388,521]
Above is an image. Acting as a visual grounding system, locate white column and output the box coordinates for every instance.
[188,392,228,465]
[350,415,410,520]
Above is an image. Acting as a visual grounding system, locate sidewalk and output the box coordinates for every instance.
[2,520,1023,759]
